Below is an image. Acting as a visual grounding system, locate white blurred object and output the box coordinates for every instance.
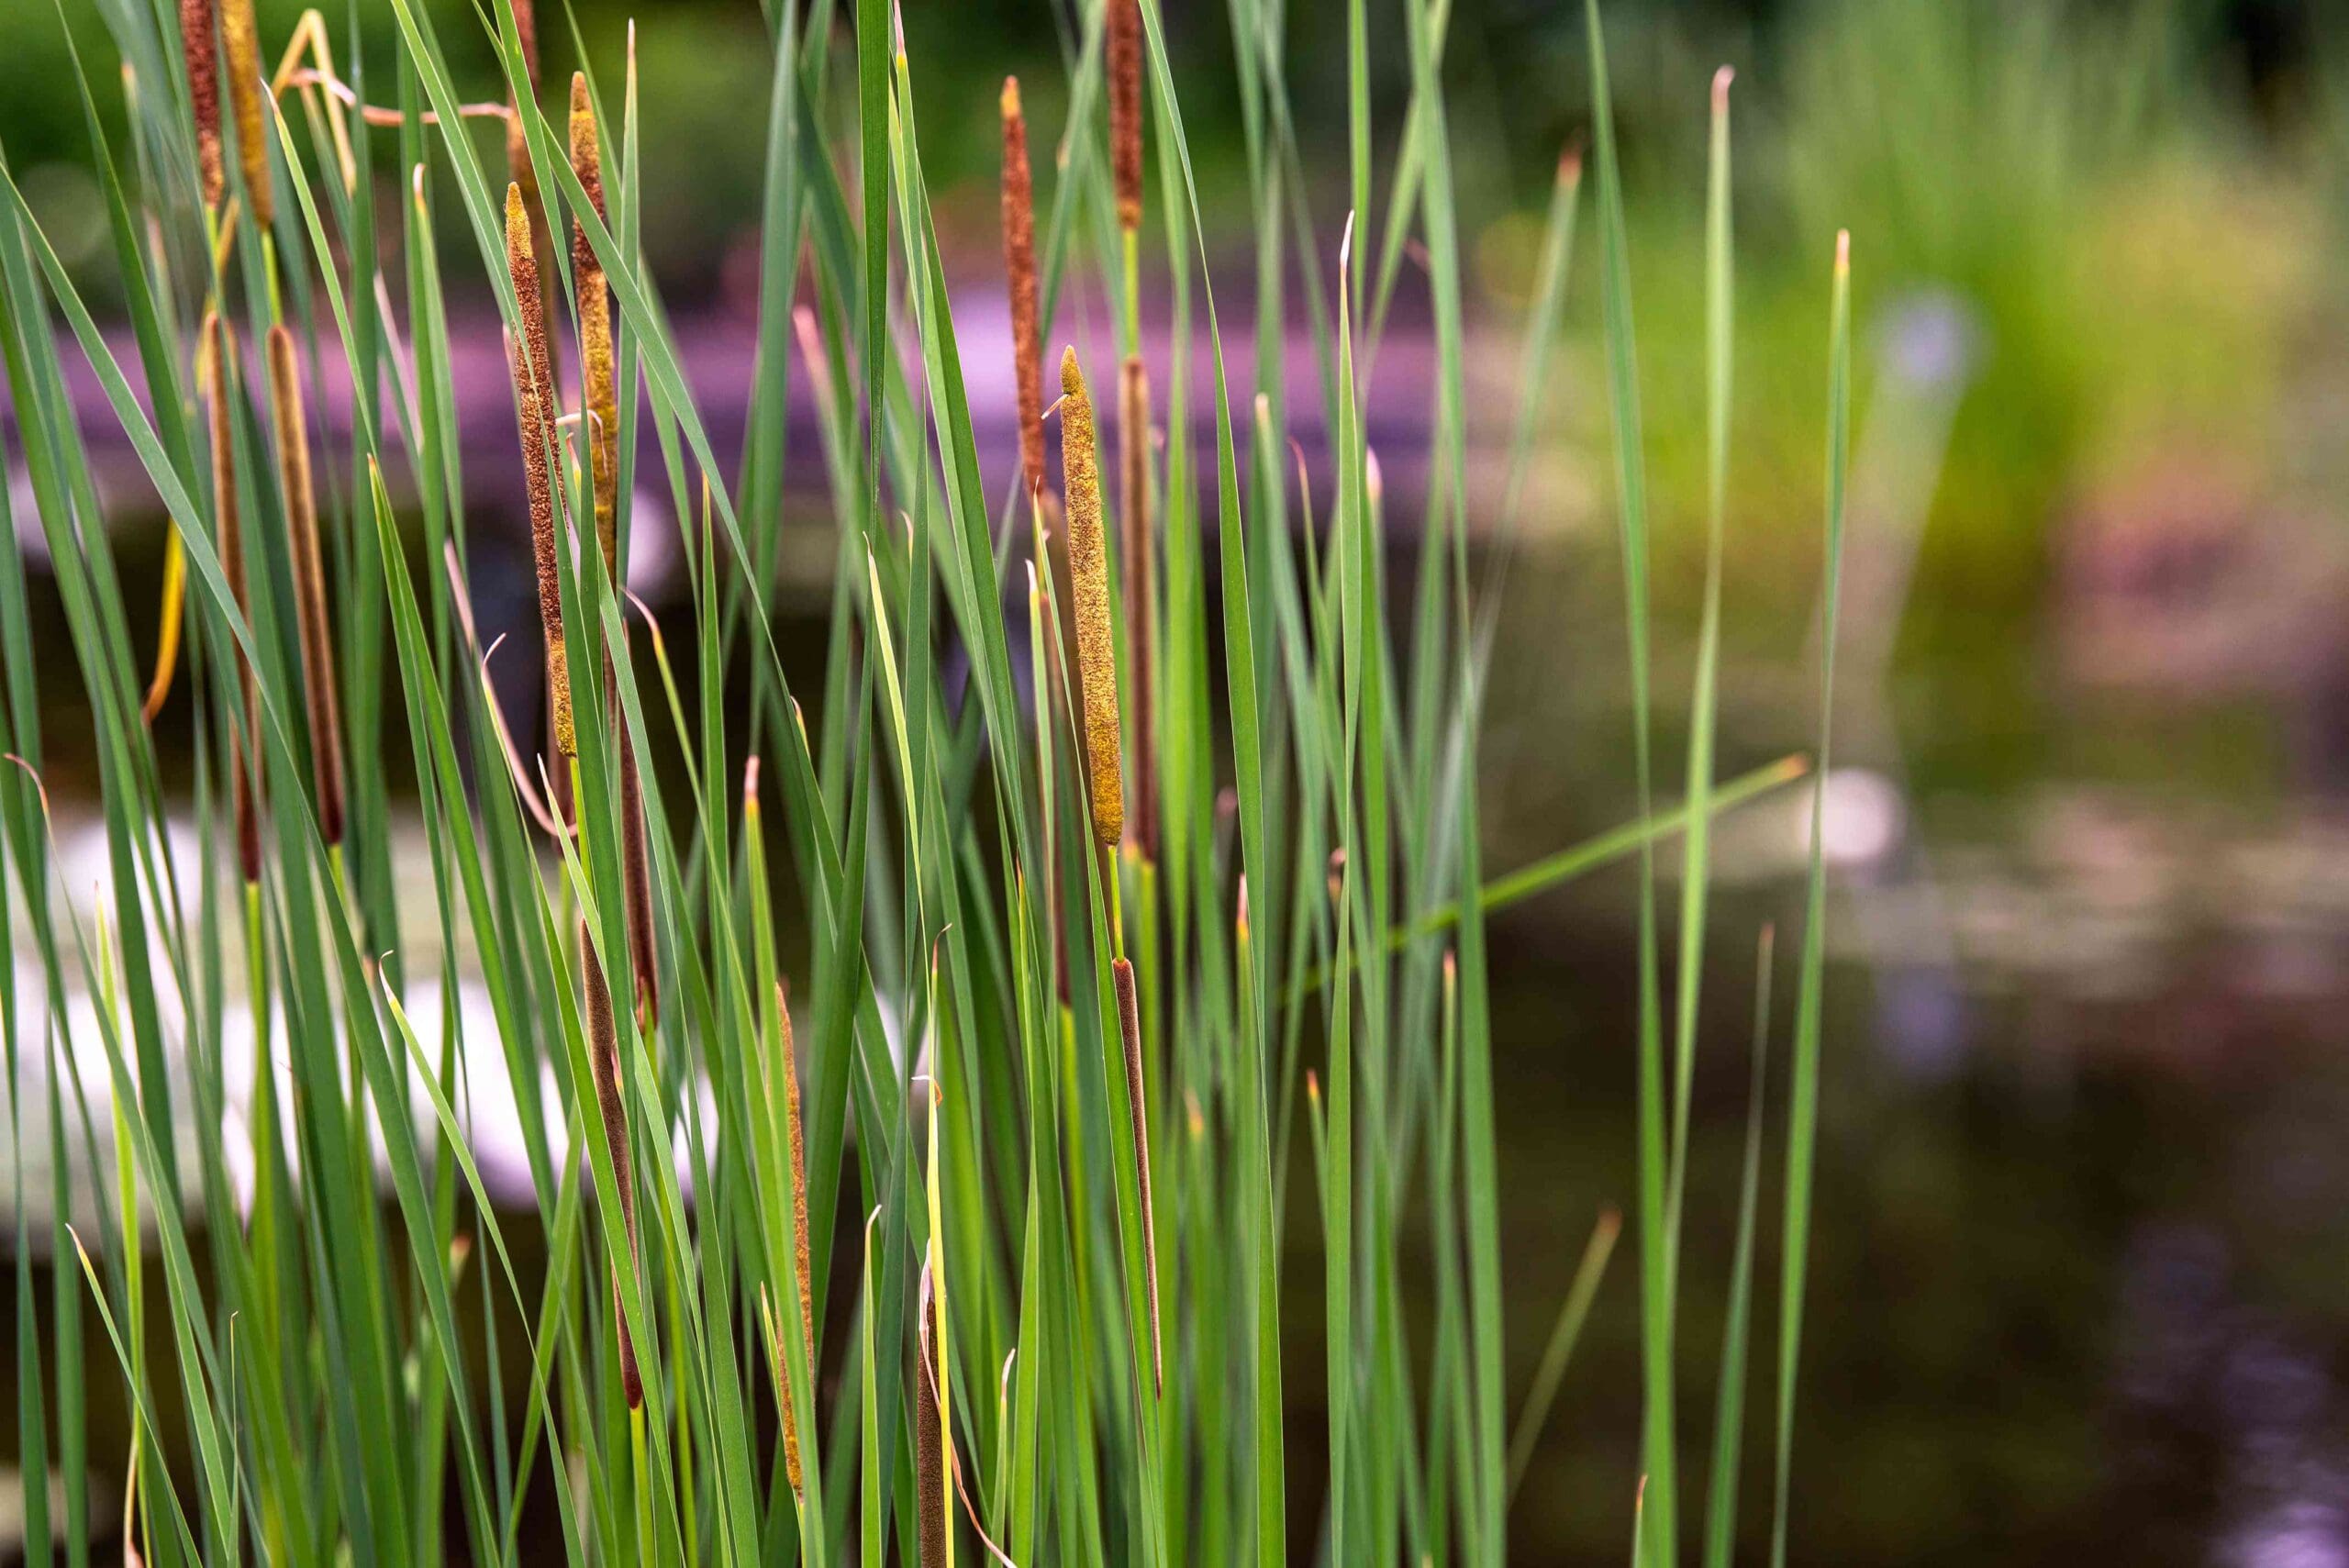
[1809,767,1908,870]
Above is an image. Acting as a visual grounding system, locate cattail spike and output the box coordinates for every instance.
[583,921,645,1409]
[220,0,270,225]
[505,182,573,762]
[1060,348,1123,849]
[265,326,344,847]
[1113,956,1162,1392]
[915,1262,950,1568]
[1108,0,1143,232]
[1119,354,1155,861]
[182,0,223,209]
[1000,76,1045,501]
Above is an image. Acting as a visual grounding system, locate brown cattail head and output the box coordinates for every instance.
[569,73,620,575]
[181,0,223,210]
[1112,956,1161,1392]
[915,1261,949,1568]
[1059,349,1123,849]
[1108,0,1143,232]
[1118,355,1155,861]
[583,921,645,1409]
[505,182,573,760]
[264,327,345,847]
[999,76,1045,501]
[219,0,270,225]
[204,311,262,882]
[777,979,814,1491]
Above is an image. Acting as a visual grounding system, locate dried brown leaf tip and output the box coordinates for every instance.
[999,76,1044,502]
[220,0,270,225]
[569,72,619,573]
[1060,348,1123,849]
[1108,0,1143,232]
[265,327,344,847]
[505,181,573,761]
[181,0,223,209]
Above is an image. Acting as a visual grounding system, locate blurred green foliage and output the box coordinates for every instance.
[5,0,2332,633]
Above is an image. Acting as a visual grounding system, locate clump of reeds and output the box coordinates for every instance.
[581,921,645,1408]
[202,310,261,882]
[1058,348,1121,851]
[180,0,222,209]
[503,180,573,766]
[264,327,343,847]
[220,0,271,224]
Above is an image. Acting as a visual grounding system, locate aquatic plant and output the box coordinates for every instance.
[0,1,1850,1563]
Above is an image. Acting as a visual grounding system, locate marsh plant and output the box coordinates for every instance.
[0,0,1851,1563]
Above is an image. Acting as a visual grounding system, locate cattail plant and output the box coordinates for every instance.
[264,327,343,847]
[582,919,645,1408]
[203,310,260,882]
[569,72,658,1019]
[220,0,270,224]
[181,0,222,210]
[1058,348,1120,851]
[1062,347,1162,1388]
[504,181,573,769]
[1,6,1860,1564]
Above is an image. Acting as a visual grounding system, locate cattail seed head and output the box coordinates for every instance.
[220,0,270,225]
[1108,0,1143,232]
[1118,354,1155,860]
[916,1262,950,1568]
[1059,349,1123,849]
[265,327,344,847]
[999,77,1045,502]
[181,0,223,209]
[505,182,573,760]
[569,73,620,575]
